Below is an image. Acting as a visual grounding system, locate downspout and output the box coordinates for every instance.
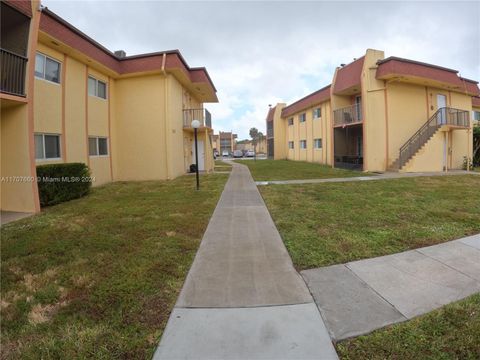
[161,53,170,179]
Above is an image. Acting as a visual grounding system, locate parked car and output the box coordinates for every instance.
[222,150,230,157]
[213,149,219,157]
[233,150,244,158]
[245,150,255,157]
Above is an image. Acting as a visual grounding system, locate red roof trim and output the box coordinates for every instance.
[3,0,32,18]
[376,57,479,96]
[333,56,364,94]
[282,85,331,118]
[266,106,276,122]
[377,56,458,74]
[39,8,217,94]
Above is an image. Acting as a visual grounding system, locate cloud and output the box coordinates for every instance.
[43,0,479,138]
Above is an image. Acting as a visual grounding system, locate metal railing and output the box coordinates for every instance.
[333,104,362,127]
[1,48,28,96]
[399,107,469,168]
[183,108,211,128]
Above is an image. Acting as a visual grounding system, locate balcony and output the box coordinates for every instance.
[183,108,212,129]
[1,48,28,97]
[333,104,362,127]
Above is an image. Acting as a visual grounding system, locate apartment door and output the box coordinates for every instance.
[437,94,447,124]
[192,140,205,171]
[355,96,362,121]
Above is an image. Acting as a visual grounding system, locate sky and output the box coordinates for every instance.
[42,0,480,139]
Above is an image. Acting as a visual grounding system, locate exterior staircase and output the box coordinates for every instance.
[392,107,469,171]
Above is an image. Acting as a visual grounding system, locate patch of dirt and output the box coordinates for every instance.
[166,231,176,237]
[28,300,69,325]
[0,299,10,310]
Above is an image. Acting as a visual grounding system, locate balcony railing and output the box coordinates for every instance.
[334,104,362,127]
[183,108,212,128]
[1,48,28,97]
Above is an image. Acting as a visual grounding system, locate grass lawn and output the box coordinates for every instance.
[259,175,480,270]
[214,160,232,172]
[1,174,228,359]
[235,159,363,181]
[337,293,480,359]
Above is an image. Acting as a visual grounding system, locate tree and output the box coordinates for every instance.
[473,125,480,167]
[249,127,259,162]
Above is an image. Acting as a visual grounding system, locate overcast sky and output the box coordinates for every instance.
[43,0,479,139]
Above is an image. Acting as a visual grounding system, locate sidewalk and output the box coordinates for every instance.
[302,234,480,341]
[256,170,479,186]
[154,163,338,359]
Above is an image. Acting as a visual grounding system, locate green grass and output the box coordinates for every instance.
[235,159,363,181]
[1,174,228,359]
[259,175,480,270]
[337,293,480,359]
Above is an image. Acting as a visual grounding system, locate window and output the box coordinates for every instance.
[300,140,307,149]
[314,138,323,149]
[34,134,61,160]
[88,76,107,99]
[313,108,321,119]
[89,137,109,156]
[288,141,294,149]
[473,111,480,121]
[299,113,306,123]
[288,118,294,126]
[35,53,61,83]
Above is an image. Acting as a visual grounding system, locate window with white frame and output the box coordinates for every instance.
[314,138,323,149]
[35,53,61,83]
[473,111,480,121]
[299,113,306,123]
[313,108,321,119]
[88,76,107,99]
[300,140,307,149]
[288,118,294,126]
[288,141,294,149]
[34,133,61,160]
[89,137,109,156]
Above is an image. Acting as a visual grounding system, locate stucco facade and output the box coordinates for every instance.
[268,49,478,173]
[1,0,218,213]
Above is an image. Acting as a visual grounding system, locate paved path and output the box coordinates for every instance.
[155,163,338,359]
[1,211,34,226]
[256,170,479,186]
[302,234,480,341]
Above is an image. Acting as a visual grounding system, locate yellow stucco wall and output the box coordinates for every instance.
[403,129,445,172]
[284,101,331,165]
[34,44,63,137]
[113,74,167,180]
[362,49,386,172]
[1,105,37,212]
[65,57,87,163]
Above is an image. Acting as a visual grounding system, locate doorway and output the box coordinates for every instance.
[437,94,447,124]
[192,140,205,171]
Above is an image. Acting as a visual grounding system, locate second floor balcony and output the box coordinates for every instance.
[334,104,362,127]
[1,48,28,97]
[183,108,212,129]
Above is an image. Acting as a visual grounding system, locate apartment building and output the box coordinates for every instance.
[267,49,478,173]
[1,0,218,213]
[218,131,237,154]
[235,138,267,154]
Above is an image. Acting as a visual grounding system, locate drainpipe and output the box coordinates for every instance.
[162,53,170,179]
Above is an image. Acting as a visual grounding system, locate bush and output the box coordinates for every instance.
[36,163,92,207]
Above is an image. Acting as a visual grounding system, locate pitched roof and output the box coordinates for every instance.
[281,85,331,118]
[333,56,364,94]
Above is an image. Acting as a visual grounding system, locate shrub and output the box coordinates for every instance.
[36,163,92,206]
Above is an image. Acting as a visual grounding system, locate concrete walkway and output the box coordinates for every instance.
[256,170,479,186]
[302,234,480,341]
[1,211,34,226]
[154,163,338,359]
